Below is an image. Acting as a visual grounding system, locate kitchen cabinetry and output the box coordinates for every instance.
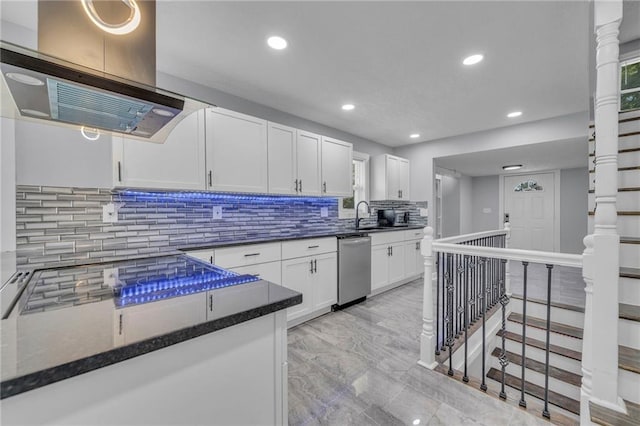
[403,229,425,279]
[281,237,337,324]
[371,154,410,200]
[267,122,297,195]
[112,110,206,190]
[296,130,322,195]
[214,242,282,285]
[205,108,268,193]
[184,249,215,265]
[370,228,424,293]
[320,136,353,196]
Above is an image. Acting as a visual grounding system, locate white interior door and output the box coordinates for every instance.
[504,172,555,251]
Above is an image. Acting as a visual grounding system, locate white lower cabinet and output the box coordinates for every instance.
[184,249,215,265]
[403,240,422,278]
[281,238,337,325]
[233,261,282,285]
[371,244,390,291]
[370,229,424,293]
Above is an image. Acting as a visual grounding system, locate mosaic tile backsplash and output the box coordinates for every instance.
[15,185,426,267]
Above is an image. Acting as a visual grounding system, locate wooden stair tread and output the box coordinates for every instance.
[511,294,584,313]
[590,399,640,426]
[619,345,640,375]
[486,368,580,415]
[497,329,582,361]
[620,267,640,279]
[589,148,640,156]
[490,347,582,386]
[508,312,583,339]
[588,211,640,216]
[590,166,640,173]
[619,303,640,322]
[621,237,640,244]
[589,188,640,194]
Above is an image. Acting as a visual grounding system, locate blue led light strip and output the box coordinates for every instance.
[119,189,337,203]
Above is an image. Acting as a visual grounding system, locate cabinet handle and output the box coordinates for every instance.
[390,246,393,256]
[209,294,213,311]
[313,259,317,273]
[244,253,260,257]
[294,179,299,193]
[308,245,320,249]
[118,313,123,335]
[299,180,303,192]
[209,256,213,264]
[117,161,122,182]
[208,170,212,187]
[323,181,327,193]
[387,246,390,256]
[310,260,314,274]
[416,242,420,250]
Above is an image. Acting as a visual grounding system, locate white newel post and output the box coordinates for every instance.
[419,226,438,369]
[581,0,626,422]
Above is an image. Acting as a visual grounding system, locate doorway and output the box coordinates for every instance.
[501,171,559,251]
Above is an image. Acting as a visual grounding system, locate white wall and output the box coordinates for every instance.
[459,175,472,234]
[471,175,500,232]
[394,112,589,210]
[560,167,588,254]
[440,174,460,237]
[1,118,16,252]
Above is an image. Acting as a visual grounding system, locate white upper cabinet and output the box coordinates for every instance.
[320,136,353,197]
[205,108,268,193]
[267,122,297,195]
[112,110,206,190]
[371,154,410,200]
[296,130,322,195]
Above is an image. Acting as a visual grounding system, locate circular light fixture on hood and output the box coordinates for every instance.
[81,126,101,141]
[81,0,141,35]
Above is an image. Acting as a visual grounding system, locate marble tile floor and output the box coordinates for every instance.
[288,279,550,425]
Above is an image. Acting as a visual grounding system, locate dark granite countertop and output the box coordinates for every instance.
[0,254,301,399]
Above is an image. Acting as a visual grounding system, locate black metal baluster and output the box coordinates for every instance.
[441,252,447,353]
[436,252,441,355]
[457,254,464,337]
[454,254,459,337]
[463,254,470,382]
[542,264,554,419]
[480,256,487,391]
[447,254,455,376]
[498,258,509,399]
[520,261,529,408]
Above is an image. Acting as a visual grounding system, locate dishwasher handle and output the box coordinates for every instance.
[339,237,371,246]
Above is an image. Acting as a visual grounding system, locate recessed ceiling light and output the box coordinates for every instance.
[507,111,522,118]
[5,72,44,86]
[267,36,288,50]
[341,104,355,111]
[20,109,49,117]
[502,164,522,171]
[463,54,484,66]
[152,108,175,117]
[413,420,421,426]
[410,133,420,139]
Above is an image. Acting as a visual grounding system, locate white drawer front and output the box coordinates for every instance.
[232,261,282,285]
[404,228,425,241]
[184,249,214,264]
[214,242,281,268]
[370,230,406,246]
[281,237,336,259]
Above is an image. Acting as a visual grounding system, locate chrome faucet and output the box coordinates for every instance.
[355,201,370,229]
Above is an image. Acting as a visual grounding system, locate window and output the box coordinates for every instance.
[621,56,640,112]
[339,152,369,219]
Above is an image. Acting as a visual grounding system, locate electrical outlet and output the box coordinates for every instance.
[102,203,119,223]
[320,207,328,218]
[212,206,222,219]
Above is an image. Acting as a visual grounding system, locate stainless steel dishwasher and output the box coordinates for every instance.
[334,234,371,309]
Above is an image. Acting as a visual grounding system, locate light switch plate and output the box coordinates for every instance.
[320,207,328,217]
[212,206,222,219]
[102,203,119,223]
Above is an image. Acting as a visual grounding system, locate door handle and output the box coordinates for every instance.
[295,179,299,193]
[310,260,314,274]
[313,259,317,273]
[390,246,393,256]
[208,170,212,187]
[117,161,122,182]
[209,256,213,264]
[209,294,213,311]
[244,253,260,257]
[323,181,327,193]
[308,245,320,249]
[299,180,303,192]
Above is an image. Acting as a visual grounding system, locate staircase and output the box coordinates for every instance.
[587,109,640,424]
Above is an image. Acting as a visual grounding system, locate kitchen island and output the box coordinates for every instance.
[0,254,301,425]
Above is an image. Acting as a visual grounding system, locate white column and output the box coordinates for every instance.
[581,0,626,421]
[418,226,438,369]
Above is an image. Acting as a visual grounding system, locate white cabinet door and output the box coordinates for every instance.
[415,240,423,275]
[312,252,337,311]
[403,240,420,278]
[296,130,321,195]
[183,249,214,265]
[387,155,400,200]
[398,158,410,200]
[113,110,206,190]
[388,243,405,283]
[233,261,282,285]
[371,244,390,291]
[267,122,297,195]
[281,257,314,322]
[321,137,352,196]
[205,108,268,193]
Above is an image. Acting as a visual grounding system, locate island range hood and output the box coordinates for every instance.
[0,41,208,143]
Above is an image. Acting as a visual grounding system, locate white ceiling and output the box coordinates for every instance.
[435,138,588,177]
[3,1,637,148]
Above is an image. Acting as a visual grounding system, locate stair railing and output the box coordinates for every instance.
[419,223,582,419]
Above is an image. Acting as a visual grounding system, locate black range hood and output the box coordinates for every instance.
[0,41,208,143]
